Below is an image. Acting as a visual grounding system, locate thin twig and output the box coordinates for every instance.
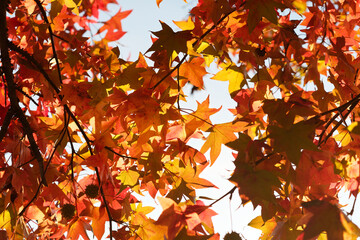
[64,110,79,211]
[177,64,181,111]
[17,157,36,169]
[8,41,60,94]
[255,153,275,166]
[104,146,137,160]
[180,108,214,126]
[15,87,39,106]
[34,0,63,84]
[95,167,113,240]
[318,111,340,145]
[52,33,70,43]
[319,94,360,117]
[209,186,237,207]
[319,100,359,145]
[18,183,42,216]
[18,112,70,215]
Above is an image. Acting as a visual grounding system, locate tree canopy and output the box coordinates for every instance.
[1,0,360,239]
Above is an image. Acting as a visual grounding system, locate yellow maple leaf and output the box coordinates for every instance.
[201,121,249,164]
[57,0,81,15]
[211,63,245,94]
[173,17,195,30]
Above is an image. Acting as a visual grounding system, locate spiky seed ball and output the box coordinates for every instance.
[61,204,75,220]
[85,184,99,198]
[224,232,242,240]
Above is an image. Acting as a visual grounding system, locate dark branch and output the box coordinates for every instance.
[15,86,39,106]
[209,186,237,207]
[0,2,47,186]
[0,108,14,143]
[104,146,138,160]
[318,95,360,146]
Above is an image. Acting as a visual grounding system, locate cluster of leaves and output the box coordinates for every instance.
[2,0,360,239]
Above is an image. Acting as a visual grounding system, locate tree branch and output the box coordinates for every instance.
[8,41,95,154]
[0,107,14,143]
[0,2,47,186]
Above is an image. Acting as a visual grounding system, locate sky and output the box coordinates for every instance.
[101,0,263,239]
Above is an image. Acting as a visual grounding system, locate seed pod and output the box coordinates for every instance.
[85,184,99,198]
[61,204,76,220]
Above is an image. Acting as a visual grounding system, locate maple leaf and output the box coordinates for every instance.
[68,217,92,240]
[156,198,186,239]
[190,0,232,24]
[147,21,193,60]
[211,63,246,95]
[98,8,132,41]
[183,96,221,140]
[295,150,340,197]
[268,118,320,164]
[297,200,345,240]
[201,121,249,164]
[245,0,287,32]
[58,0,81,15]
[92,206,108,239]
[230,162,281,208]
[133,212,167,239]
[179,57,207,88]
[116,169,140,187]
[173,17,195,31]
[116,53,147,89]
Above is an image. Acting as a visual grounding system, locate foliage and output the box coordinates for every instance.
[1,0,360,239]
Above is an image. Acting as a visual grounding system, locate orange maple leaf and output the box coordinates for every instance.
[179,57,207,88]
[68,217,92,240]
[98,8,132,41]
